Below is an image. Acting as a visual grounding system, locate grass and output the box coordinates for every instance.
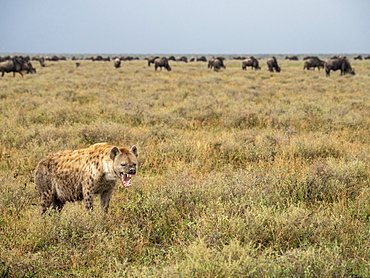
[0,58,370,277]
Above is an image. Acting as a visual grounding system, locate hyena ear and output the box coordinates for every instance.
[110,147,120,160]
[130,145,138,157]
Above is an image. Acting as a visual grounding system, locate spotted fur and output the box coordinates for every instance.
[34,143,138,214]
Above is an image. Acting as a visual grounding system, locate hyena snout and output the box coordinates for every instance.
[127,166,136,175]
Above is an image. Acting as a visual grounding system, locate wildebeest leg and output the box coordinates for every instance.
[13,71,23,77]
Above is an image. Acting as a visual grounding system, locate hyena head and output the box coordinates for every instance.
[110,145,138,188]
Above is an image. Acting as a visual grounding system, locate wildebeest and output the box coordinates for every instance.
[0,58,36,77]
[212,59,225,72]
[31,56,45,67]
[330,55,347,60]
[0,56,10,62]
[87,56,109,61]
[92,56,103,61]
[364,55,370,60]
[196,56,207,62]
[325,57,355,77]
[154,57,172,71]
[208,57,226,71]
[267,57,281,72]
[45,55,59,61]
[242,56,260,70]
[303,56,317,60]
[22,61,36,74]
[113,58,121,68]
[176,56,188,62]
[38,57,45,67]
[233,56,247,60]
[145,56,159,66]
[353,55,362,60]
[118,56,139,61]
[285,55,299,60]
[208,57,225,68]
[303,57,325,71]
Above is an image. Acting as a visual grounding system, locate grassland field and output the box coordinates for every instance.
[0,58,370,277]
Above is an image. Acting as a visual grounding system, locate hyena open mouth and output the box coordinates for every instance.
[120,173,135,188]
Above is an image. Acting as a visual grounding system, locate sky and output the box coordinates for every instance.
[1,0,369,55]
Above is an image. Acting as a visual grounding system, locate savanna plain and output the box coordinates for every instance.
[0,58,370,277]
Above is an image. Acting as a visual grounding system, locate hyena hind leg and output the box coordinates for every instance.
[39,190,65,214]
[51,196,65,212]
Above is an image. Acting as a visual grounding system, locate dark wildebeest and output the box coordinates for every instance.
[208,57,216,69]
[208,57,225,68]
[120,56,139,61]
[196,56,207,62]
[92,56,103,61]
[285,55,299,60]
[167,56,176,61]
[242,56,261,70]
[208,57,226,71]
[364,55,370,60]
[31,56,44,66]
[176,56,188,62]
[233,56,247,60]
[113,58,121,68]
[212,59,225,72]
[330,55,347,60]
[31,56,45,67]
[0,58,36,77]
[353,55,362,60]
[154,57,172,71]
[325,57,355,77]
[267,57,281,72]
[303,56,318,60]
[46,55,59,61]
[303,57,325,71]
[22,61,36,74]
[38,57,45,67]
[145,56,159,66]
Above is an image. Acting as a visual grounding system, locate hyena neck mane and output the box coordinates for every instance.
[102,159,118,180]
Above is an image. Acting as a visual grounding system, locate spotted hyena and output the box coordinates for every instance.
[34,143,138,214]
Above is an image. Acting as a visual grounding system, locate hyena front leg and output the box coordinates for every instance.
[100,189,114,213]
[83,182,94,211]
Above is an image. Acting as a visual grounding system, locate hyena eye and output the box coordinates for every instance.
[121,164,127,167]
